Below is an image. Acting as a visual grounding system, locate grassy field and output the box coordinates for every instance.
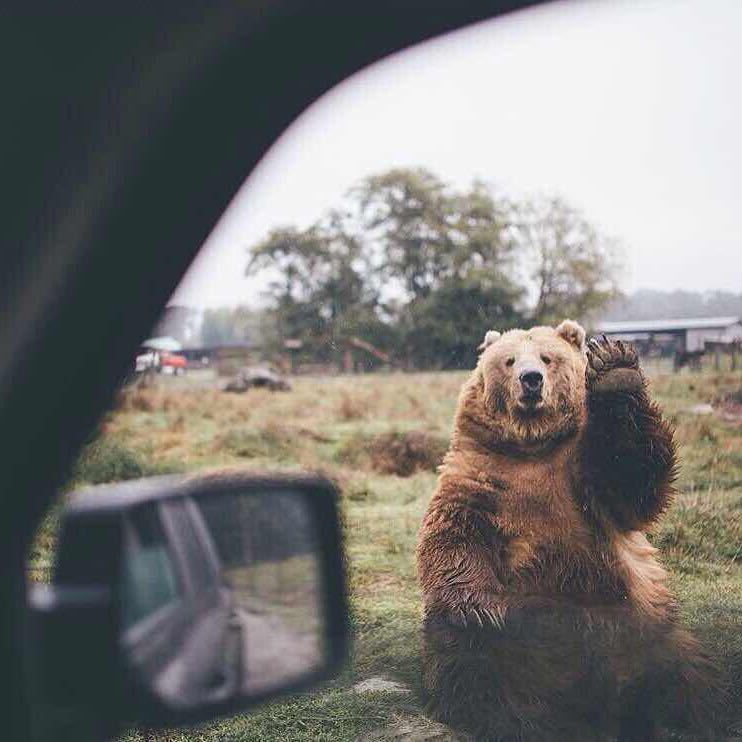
[29,368,742,740]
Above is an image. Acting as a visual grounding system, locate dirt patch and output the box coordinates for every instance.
[339,431,448,477]
[368,432,448,476]
[353,677,411,694]
[358,718,470,741]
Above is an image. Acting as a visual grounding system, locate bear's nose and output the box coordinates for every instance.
[519,370,543,395]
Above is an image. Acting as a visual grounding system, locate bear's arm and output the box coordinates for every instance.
[417,495,509,629]
[581,336,677,531]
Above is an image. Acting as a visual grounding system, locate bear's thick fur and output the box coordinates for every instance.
[417,321,720,741]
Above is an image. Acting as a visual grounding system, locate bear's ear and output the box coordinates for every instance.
[556,320,586,350]
[477,329,501,351]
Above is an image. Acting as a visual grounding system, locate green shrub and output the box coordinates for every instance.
[71,438,150,485]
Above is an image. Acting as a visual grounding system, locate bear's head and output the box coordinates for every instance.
[463,320,588,449]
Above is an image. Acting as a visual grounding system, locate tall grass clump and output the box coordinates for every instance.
[71,438,148,484]
[70,437,181,485]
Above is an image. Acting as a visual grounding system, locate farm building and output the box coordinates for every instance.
[597,316,742,351]
[596,316,742,369]
[180,340,260,371]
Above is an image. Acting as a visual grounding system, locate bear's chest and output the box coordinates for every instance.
[488,453,627,598]
[491,453,589,547]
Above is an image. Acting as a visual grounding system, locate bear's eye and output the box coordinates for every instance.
[506,357,515,367]
[541,355,552,365]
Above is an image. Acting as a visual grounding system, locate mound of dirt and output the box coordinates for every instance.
[340,431,448,477]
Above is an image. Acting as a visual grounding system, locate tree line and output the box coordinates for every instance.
[244,167,622,370]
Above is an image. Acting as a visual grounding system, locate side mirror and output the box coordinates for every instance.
[28,471,348,735]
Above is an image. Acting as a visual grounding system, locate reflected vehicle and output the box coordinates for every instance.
[121,499,241,708]
[119,484,326,710]
[29,473,342,730]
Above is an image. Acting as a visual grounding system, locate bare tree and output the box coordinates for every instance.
[514,196,623,324]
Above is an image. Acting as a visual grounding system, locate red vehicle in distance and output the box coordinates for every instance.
[160,351,188,375]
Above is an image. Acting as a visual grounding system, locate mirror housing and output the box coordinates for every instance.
[28,472,348,734]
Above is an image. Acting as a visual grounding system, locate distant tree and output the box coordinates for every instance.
[310,211,378,327]
[245,223,332,354]
[246,224,332,306]
[514,196,622,324]
[354,168,456,300]
[245,169,623,369]
[449,180,517,282]
[245,212,384,364]
[355,169,517,292]
[402,275,524,369]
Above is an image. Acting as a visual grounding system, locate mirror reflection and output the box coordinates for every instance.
[120,489,324,709]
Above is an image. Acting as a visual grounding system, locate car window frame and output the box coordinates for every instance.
[2,3,547,740]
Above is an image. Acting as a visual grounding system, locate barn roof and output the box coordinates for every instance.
[597,316,740,334]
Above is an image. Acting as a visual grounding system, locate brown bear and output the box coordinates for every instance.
[416,321,720,741]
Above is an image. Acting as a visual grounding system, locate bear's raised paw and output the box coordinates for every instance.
[586,335,644,395]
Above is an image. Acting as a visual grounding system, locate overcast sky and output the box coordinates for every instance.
[173,0,741,310]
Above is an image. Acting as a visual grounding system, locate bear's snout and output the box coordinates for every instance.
[519,369,543,400]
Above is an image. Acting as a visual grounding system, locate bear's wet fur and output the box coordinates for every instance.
[417,321,721,740]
